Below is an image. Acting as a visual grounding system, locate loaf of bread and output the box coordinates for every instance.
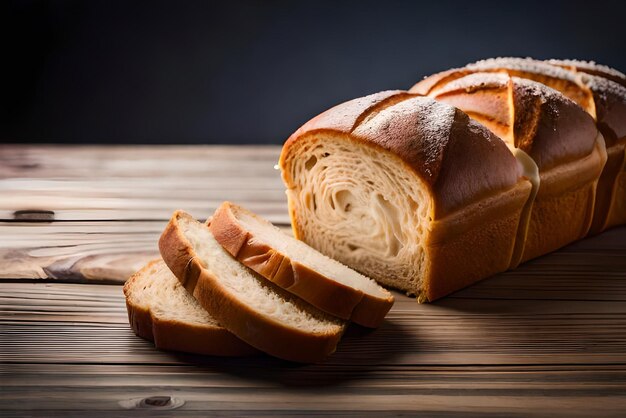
[422,72,605,264]
[411,57,626,235]
[123,258,256,356]
[125,57,624,361]
[159,210,346,363]
[280,93,532,302]
[209,201,394,327]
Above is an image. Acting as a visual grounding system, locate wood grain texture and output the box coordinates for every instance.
[1,217,624,296]
[2,144,626,416]
[3,365,626,416]
[0,221,292,283]
[3,282,626,365]
[2,283,626,416]
[0,144,288,223]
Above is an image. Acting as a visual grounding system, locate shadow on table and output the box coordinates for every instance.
[153,226,626,386]
[165,319,415,387]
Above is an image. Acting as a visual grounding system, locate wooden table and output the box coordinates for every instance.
[2,144,626,417]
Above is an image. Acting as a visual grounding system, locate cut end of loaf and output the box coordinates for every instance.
[280,132,432,298]
[280,95,531,303]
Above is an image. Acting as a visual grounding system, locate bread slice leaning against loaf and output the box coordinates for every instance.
[123,258,257,356]
[209,201,394,328]
[159,210,346,363]
[280,92,533,302]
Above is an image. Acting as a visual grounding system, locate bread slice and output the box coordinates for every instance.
[158,210,346,363]
[280,93,532,302]
[209,201,394,328]
[123,258,256,356]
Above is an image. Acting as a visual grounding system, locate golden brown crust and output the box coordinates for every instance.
[430,72,512,140]
[428,73,599,169]
[209,201,394,328]
[510,77,598,170]
[545,64,626,233]
[424,71,604,259]
[123,259,257,357]
[411,57,596,118]
[410,67,472,96]
[519,140,605,262]
[158,211,345,363]
[548,59,626,88]
[282,94,524,219]
[416,58,624,234]
[158,216,204,294]
[580,74,626,147]
[606,163,626,228]
[589,146,626,234]
[422,179,532,301]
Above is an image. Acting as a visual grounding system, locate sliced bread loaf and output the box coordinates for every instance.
[123,258,256,356]
[209,201,394,328]
[280,93,532,302]
[158,210,346,363]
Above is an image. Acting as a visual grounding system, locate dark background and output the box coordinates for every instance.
[2,0,626,144]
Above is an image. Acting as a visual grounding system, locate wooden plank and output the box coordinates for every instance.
[0,145,284,178]
[3,284,626,416]
[6,363,626,390]
[1,217,624,299]
[0,144,288,222]
[3,283,626,366]
[0,221,161,282]
[0,221,292,283]
[2,365,626,416]
[0,179,287,218]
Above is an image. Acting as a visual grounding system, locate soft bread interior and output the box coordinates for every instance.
[178,216,344,334]
[230,204,390,298]
[284,134,432,295]
[126,259,220,326]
